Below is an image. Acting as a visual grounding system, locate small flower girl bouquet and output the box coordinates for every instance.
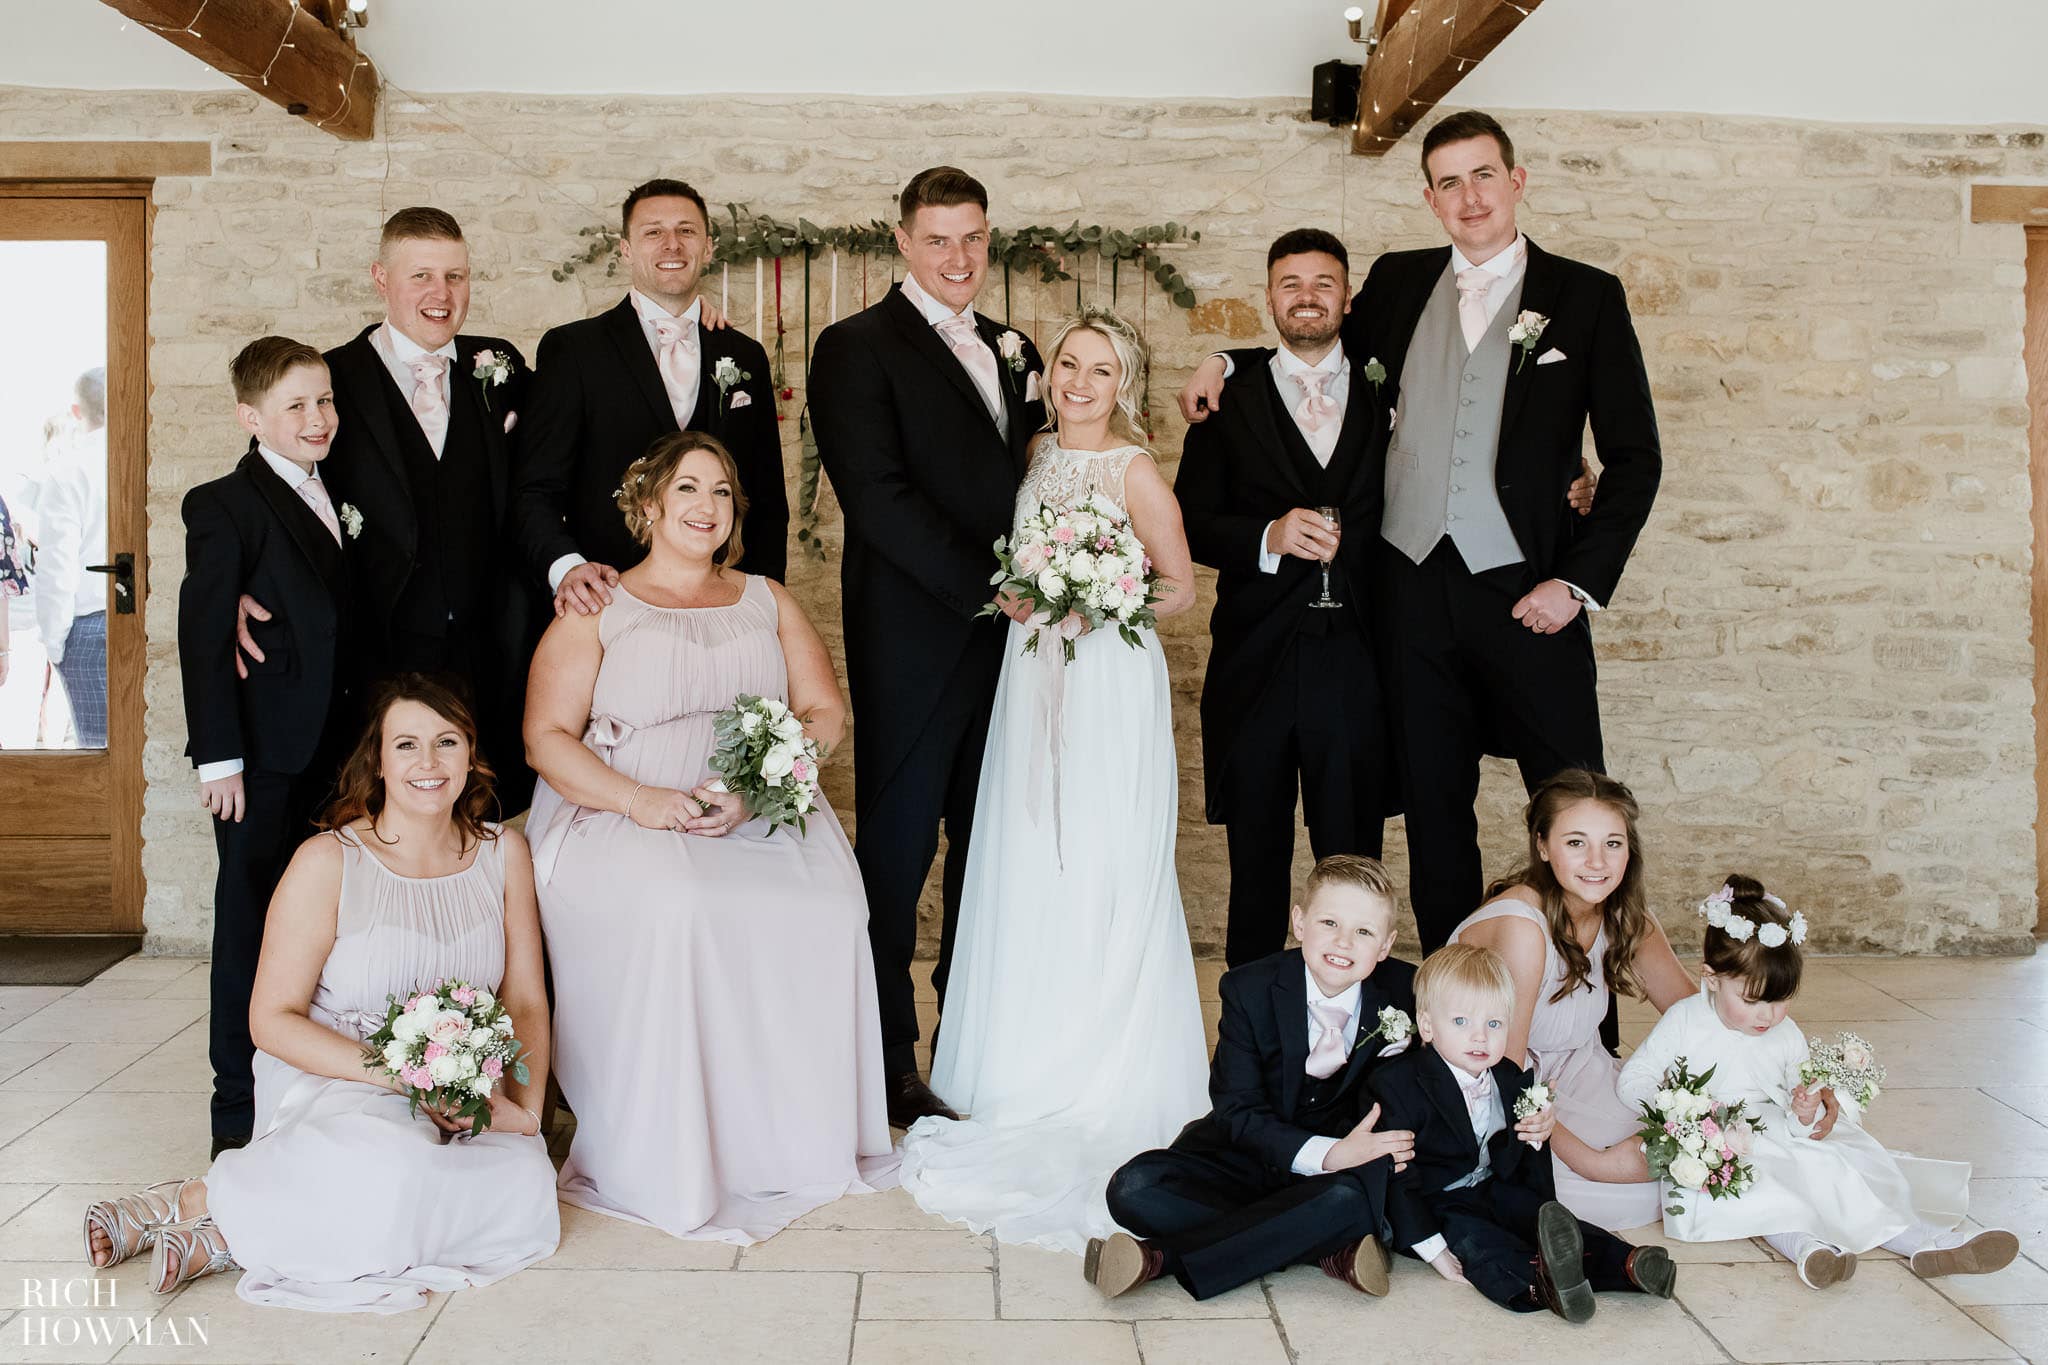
[363,979,530,1135]
[981,494,1159,663]
[1634,1057,1764,1216]
[707,694,823,834]
[1798,1032,1886,1110]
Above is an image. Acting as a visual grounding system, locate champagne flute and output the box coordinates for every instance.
[1308,505,1342,609]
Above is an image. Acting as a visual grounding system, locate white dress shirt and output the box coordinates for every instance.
[1409,1062,1507,1264]
[368,320,459,456]
[1257,344,1349,575]
[546,292,707,593]
[1290,969,1364,1177]
[33,426,108,664]
[195,445,335,784]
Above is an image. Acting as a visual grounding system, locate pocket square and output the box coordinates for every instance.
[730,391,753,409]
[1536,348,1567,366]
[1024,370,1042,402]
[1388,406,1399,432]
[502,410,518,433]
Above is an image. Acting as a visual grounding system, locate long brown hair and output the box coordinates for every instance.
[1484,768,1652,1004]
[322,674,500,851]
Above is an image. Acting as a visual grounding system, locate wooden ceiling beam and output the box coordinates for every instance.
[1353,0,1544,157]
[99,0,379,141]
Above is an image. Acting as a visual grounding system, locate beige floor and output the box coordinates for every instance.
[2,953,2047,1363]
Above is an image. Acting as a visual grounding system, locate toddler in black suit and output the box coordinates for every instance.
[1368,944,1676,1320]
[179,337,363,1157]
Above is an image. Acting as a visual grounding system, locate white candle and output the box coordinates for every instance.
[754,258,763,335]
[830,250,839,323]
[721,265,727,316]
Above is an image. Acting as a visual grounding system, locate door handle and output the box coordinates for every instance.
[85,551,136,614]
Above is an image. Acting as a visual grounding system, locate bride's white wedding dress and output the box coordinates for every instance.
[898,434,1210,1253]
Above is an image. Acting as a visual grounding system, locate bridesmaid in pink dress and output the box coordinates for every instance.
[82,676,561,1311]
[524,432,896,1243]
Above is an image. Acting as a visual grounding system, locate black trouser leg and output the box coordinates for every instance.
[1222,720,1302,969]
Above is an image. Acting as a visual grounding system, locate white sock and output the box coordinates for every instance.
[1765,1231,1847,1267]
[1883,1219,1965,1256]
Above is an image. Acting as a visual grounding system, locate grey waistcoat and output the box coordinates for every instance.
[1381,265,1527,572]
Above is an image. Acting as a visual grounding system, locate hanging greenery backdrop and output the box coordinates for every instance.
[553,206,1202,561]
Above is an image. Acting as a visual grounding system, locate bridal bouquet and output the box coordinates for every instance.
[707,694,822,834]
[1798,1032,1886,1110]
[1634,1057,1763,1216]
[981,494,1158,663]
[363,979,530,1135]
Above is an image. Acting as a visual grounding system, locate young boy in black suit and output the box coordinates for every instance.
[179,336,365,1158]
[1093,855,1419,1301]
[1368,944,1676,1320]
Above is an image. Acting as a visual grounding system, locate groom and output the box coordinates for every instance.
[809,167,1045,1125]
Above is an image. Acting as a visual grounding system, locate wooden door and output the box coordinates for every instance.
[0,193,148,933]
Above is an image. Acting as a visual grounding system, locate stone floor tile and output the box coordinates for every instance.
[525,1202,737,1271]
[0,990,69,1037]
[1679,1261,2014,1362]
[0,1094,75,1151]
[1985,1087,2048,1127]
[0,1184,164,1263]
[0,1095,209,1184]
[851,1320,1138,1364]
[1136,1319,1289,1364]
[1963,1304,2048,1361]
[791,1185,962,1232]
[1967,1179,2048,1251]
[0,1260,187,1364]
[1774,966,1931,1021]
[0,1044,63,1086]
[91,960,202,985]
[419,1267,857,1365]
[1927,1246,2048,1307]
[1621,1220,1773,1263]
[0,1185,53,1231]
[858,1270,993,1320]
[95,1025,211,1096]
[1866,1089,2048,1179]
[1837,958,2048,1002]
[108,1270,443,1363]
[1264,1258,1723,1364]
[0,1047,154,1096]
[1787,1020,2048,1089]
[739,1229,991,1273]
[143,972,210,1002]
[994,1243,1267,1320]
[0,1001,205,1049]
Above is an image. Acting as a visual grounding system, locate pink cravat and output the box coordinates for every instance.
[299,474,342,546]
[1456,267,1494,353]
[1305,998,1352,1079]
[407,354,450,451]
[1292,370,1340,434]
[650,312,700,422]
[1460,1070,1496,1134]
[935,312,1003,419]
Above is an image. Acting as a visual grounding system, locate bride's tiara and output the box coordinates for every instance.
[1697,883,1807,949]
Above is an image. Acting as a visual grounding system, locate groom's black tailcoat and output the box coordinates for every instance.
[1175,349,1395,967]
[1336,238,1660,953]
[808,283,1044,1074]
[321,325,539,813]
[1105,949,1418,1300]
[509,298,787,586]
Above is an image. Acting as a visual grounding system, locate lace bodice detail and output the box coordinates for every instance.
[1013,435,1149,532]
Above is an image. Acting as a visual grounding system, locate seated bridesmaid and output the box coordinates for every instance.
[83,676,560,1311]
[524,432,895,1243]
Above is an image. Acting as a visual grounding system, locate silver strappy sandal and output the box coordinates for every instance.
[149,1217,238,1295]
[81,1180,196,1269]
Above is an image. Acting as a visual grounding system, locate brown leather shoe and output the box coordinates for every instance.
[1624,1244,1677,1299]
[1085,1233,1164,1297]
[886,1072,961,1129]
[1316,1236,1391,1296]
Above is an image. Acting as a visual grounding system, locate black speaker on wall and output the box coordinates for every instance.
[1312,59,1361,126]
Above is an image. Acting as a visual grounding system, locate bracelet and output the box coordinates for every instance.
[522,1103,542,1136]
[623,782,646,822]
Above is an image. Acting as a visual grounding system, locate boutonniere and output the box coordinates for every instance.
[1368,1005,1413,1048]
[338,502,364,540]
[996,329,1027,375]
[712,355,752,411]
[1513,1082,1554,1120]
[1362,356,1387,394]
[1506,311,1549,372]
[471,349,513,410]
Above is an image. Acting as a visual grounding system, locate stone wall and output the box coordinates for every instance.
[1,85,2037,957]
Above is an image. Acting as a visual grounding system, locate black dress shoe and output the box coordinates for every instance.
[1534,1201,1595,1323]
[886,1073,961,1128]
[209,1134,249,1162]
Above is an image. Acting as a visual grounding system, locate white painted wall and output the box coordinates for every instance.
[14,0,2048,126]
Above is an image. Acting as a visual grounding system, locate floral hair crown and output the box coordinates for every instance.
[1697,884,1807,949]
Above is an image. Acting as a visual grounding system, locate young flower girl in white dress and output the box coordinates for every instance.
[1616,874,2018,1290]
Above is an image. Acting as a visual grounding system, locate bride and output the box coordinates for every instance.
[899,307,1210,1252]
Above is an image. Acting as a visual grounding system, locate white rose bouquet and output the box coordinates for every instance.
[707,693,823,834]
[362,978,529,1135]
[1798,1032,1885,1111]
[1633,1057,1763,1216]
[980,494,1159,664]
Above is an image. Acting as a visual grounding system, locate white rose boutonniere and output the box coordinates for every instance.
[997,329,1026,374]
[338,502,364,540]
[471,349,513,410]
[1370,1005,1413,1048]
[1513,1082,1554,1120]
[1506,311,1549,373]
[712,354,752,411]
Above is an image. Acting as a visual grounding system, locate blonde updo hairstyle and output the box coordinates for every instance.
[1039,306,1151,446]
[615,430,749,567]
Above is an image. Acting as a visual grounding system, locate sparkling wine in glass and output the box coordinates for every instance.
[1309,505,1342,609]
